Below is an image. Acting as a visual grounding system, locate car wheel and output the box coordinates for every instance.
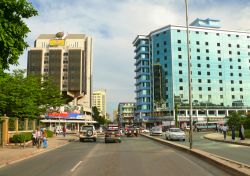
[183,139,185,141]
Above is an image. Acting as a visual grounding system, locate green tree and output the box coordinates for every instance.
[0,0,38,72]
[226,112,241,129]
[92,106,108,125]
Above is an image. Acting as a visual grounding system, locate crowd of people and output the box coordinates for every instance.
[32,127,48,149]
[220,124,245,141]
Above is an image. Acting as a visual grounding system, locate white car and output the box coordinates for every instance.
[164,128,186,141]
[150,127,162,136]
[141,128,150,133]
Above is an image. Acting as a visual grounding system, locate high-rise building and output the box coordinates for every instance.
[92,89,106,118]
[133,18,250,127]
[118,102,135,127]
[27,32,93,115]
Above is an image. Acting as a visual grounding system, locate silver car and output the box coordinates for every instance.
[164,128,186,141]
[150,126,162,136]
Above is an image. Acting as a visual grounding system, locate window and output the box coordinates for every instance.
[164,64,167,68]
[219,72,222,76]
[230,65,233,69]
[196,31,199,34]
[197,56,200,60]
[196,41,200,45]
[199,94,202,98]
[237,51,240,55]
[156,58,160,62]
[218,65,222,68]
[207,64,210,68]
[179,86,183,90]
[231,80,234,84]
[164,49,167,53]
[157,50,160,54]
[240,95,243,99]
[165,71,168,75]
[216,33,220,36]
[218,57,221,61]
[220,87,223,91]
[231,88,234,91]
[205,32,208,35]
[198,71,201,75]
[220,95,223,99]
[237,44,240,48]
[219,80,223,83]
[178,47,181,51]
[178,40,181,44]
[229,51,232,55]
[228,34,231,37]
[197,49,200,52]
[207,72,210,76]
[177,30,181,32]
[230,73,233,76]
[199,87,202,91]
[197,63,201,67]
[179,63,182,67]
[228,44,231,47]
[248,45,250,49]
[217,43,220,46]
[238,58,241,62]
[63,53,68,56]
[239,80,242,84]
[239,73,242,77]
[198,79,202,83]
[236,35,239,37]
[179,70,183,74]
[156,43,159,47]
[232,95,235,99]
[208,87,211,91]
[229,58,232,62]
[179,78,183,82]
[240,88,243,91]
[164,41,167,45]
[217,50,221,54]
[207,79,211,83]
[206,49,209,53]
[164,56,167,60]
[238,66,241,69]
[205,42,209,45]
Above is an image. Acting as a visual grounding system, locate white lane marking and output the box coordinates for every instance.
[70,161,83,172]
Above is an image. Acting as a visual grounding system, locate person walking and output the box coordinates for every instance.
[62,125,66,137]
[231,125,235,141]
[32,130,37,146]
[36,127,42,149]
[239,124,245,140]
[222,125,227,140]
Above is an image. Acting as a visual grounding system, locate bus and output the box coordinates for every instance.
[195,121,219,132]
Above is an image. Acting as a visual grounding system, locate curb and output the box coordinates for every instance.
[0,138,77,169]
[141,134,250,176]
[204,135,250,147]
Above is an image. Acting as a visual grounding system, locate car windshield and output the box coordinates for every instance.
[170,129,181,132]
[81,126,93,131]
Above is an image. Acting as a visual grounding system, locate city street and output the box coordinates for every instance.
[159,132,250,165]
[0,136,231,176]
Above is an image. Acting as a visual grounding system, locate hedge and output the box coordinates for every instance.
[47,130,53,138]
[12,132,32,143]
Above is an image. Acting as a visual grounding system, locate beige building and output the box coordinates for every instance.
[92,90,106,119]
[27,32,93,115]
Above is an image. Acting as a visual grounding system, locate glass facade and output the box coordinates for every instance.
[134,23,250,122]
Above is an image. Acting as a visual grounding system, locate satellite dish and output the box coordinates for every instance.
[56,32,64,38]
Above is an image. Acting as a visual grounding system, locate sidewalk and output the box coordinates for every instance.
[204,132,250,146]
[0,134,78,168]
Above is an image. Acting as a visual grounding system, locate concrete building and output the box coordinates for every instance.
[118,102,135,127]
[27,32,93,115]
[92,89,106,119]
[133,18,250,127]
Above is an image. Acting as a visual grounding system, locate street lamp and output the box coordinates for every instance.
[185,0,193,149]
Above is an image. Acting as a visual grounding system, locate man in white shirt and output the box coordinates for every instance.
[222,125,227,140]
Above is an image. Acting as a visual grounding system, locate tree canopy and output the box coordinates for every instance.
[0,0,38,72]
[0,70,65,118]
[92,106,109,125]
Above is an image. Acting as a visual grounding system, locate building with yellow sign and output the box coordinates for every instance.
[27,32,93,117]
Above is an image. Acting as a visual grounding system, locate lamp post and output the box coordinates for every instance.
[185,0,193,149]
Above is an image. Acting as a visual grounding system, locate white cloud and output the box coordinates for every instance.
[11,0,249,117]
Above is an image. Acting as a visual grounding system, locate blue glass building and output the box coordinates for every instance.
[133,18,250,126]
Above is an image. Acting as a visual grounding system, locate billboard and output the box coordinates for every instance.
[49,39,65,46]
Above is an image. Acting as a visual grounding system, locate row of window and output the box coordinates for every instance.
[175,94,244,100]
[179,79,243,84]
[178,70,243,77]
[179,86,244,92]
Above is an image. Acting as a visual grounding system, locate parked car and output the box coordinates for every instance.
[79,125,97,142]
[105,124,121,143]
[150,126,162,136]
[163,128,185,141]
[141,128,150,133]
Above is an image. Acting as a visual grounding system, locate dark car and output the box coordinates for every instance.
[105,124,121,143]
[126,126,139,137]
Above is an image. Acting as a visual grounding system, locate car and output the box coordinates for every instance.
[141,128,150,133]
[79,125,97,142]
[126,126,139,137]
[150,126,162,136]
[105,124,121,143]
[163,128,186,141]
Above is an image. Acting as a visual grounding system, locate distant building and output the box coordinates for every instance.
[27,32,93,116]
[133,18,250,127]
[118,102,135,126]
[113,110,118,122]
[92,89,106,119]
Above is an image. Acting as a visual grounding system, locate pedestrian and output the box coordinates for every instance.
[42,129,48,148]
[32,130,37,146]
[231,125,235,141]
[62,125,66,137]
[36,127,42,149]
[222,125,227,140]
[239,124,245,140]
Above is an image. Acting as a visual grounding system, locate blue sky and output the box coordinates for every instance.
[12,0,250,119]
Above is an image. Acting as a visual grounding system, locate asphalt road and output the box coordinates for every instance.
[161,132,250,165]
[0,136,231,176]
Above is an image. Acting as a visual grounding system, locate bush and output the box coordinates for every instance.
[46,130,53,138]
[12,132,32,143]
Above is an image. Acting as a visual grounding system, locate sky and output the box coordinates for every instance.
[11,0,250,119]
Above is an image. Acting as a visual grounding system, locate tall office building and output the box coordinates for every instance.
[92,89,106,118]
[27,32,93,115]
[133,18,250,127]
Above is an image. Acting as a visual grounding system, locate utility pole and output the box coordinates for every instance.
[185,0,193,149]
